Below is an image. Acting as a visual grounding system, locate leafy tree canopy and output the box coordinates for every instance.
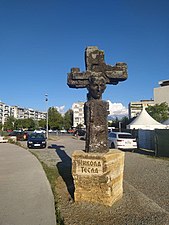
[3,116,16,130]
[48,107,63,130]
[63,109,73,130]
[108,116,130,129]
[76,123,83,130]
[3,117,37,131]
[15,118,36,130]
[146,102,169,122]
[38,119,46,129]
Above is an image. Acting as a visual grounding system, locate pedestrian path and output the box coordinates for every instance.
[0,143,56,225]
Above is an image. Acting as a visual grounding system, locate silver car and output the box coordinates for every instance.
[108,132,137,150]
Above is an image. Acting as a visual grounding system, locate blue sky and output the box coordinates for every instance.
[0,0,169,115]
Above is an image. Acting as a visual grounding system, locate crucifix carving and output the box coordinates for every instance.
[67,46,128,153]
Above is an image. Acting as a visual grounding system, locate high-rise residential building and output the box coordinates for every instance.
[10,106,18,118]
[0,102,3,124]
[0,101,46,125]
[129,80,169,119]
[0,102,11,124]
[128,100,155,119]
[72,102,85,128]
[154,80,169,105]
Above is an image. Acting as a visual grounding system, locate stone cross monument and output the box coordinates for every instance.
[67,46,127,153]
[67,46,128,206]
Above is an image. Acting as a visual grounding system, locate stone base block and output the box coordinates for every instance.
[72,150,125,207]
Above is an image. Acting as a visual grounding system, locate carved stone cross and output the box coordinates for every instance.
[67,46,128,153]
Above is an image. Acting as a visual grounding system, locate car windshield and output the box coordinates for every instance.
[10,131,22,135]
[118,134,133,139]
[30,133,45,139]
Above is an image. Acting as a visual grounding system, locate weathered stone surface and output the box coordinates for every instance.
[67,46,128,153]
[67,46,128,88]
[85,99,109,153]
[72,150,125,206]
[67,47,127,206]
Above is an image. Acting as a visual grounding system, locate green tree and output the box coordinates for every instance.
[48,107,63,130]
[15,118,36,130]
[111,117,119,128]
[76,124,83,130]
[121,116,129,128]
[108,121,112,127]
[15,119,23,129]
[146,102,169,122]
[63,109,73,130]
[3,116,16,130]
[38,119,46,129]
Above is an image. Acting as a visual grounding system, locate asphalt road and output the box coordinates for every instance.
[20,135,169,224]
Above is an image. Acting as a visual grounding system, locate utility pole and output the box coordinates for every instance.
[119,121,122,132]
[45,94,48,140]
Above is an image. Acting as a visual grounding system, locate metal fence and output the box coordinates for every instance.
[154,129,169,157]
[137,129,169,157]
[138,130,155,150]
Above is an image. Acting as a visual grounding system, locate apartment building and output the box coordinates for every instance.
[0,103,3,124]
[0,102,12,124]
[128,100,155,119]
[0,101,46,125]
[129,80,169,118]
[72,102,85,128]
[128,79,169,119]
[154,80,169,105]
[10,106,18,118]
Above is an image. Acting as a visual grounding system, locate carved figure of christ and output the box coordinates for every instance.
[67,46,127,153]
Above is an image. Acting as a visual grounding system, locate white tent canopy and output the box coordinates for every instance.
[127,108,166,130]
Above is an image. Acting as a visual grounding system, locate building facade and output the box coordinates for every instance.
[154,80,169,105]
[0,102,10,125]
[128,100,155,119]
[72,102,85,128]
[129,80,169,119]
[0,101,46,125]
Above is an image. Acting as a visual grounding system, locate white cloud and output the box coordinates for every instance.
[55,101,128,118]
[107,100,128,118]
[55,105,65,115]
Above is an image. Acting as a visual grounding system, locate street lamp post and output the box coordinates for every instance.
[45,94,48,140]
[119,121,122,132]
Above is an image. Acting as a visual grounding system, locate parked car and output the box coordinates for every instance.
[67,129,75,134]
[108,132,137,150]
[74,129,86,140]
[27,133,47,149]
[59,129,67,134]
[8,130,29,141]
[34,129,46,134]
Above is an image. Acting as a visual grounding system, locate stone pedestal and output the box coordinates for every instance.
[72,150,125,207]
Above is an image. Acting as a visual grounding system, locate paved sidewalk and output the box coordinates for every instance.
[0,143,56,225]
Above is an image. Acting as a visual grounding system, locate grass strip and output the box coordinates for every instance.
[31,151,65,225]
